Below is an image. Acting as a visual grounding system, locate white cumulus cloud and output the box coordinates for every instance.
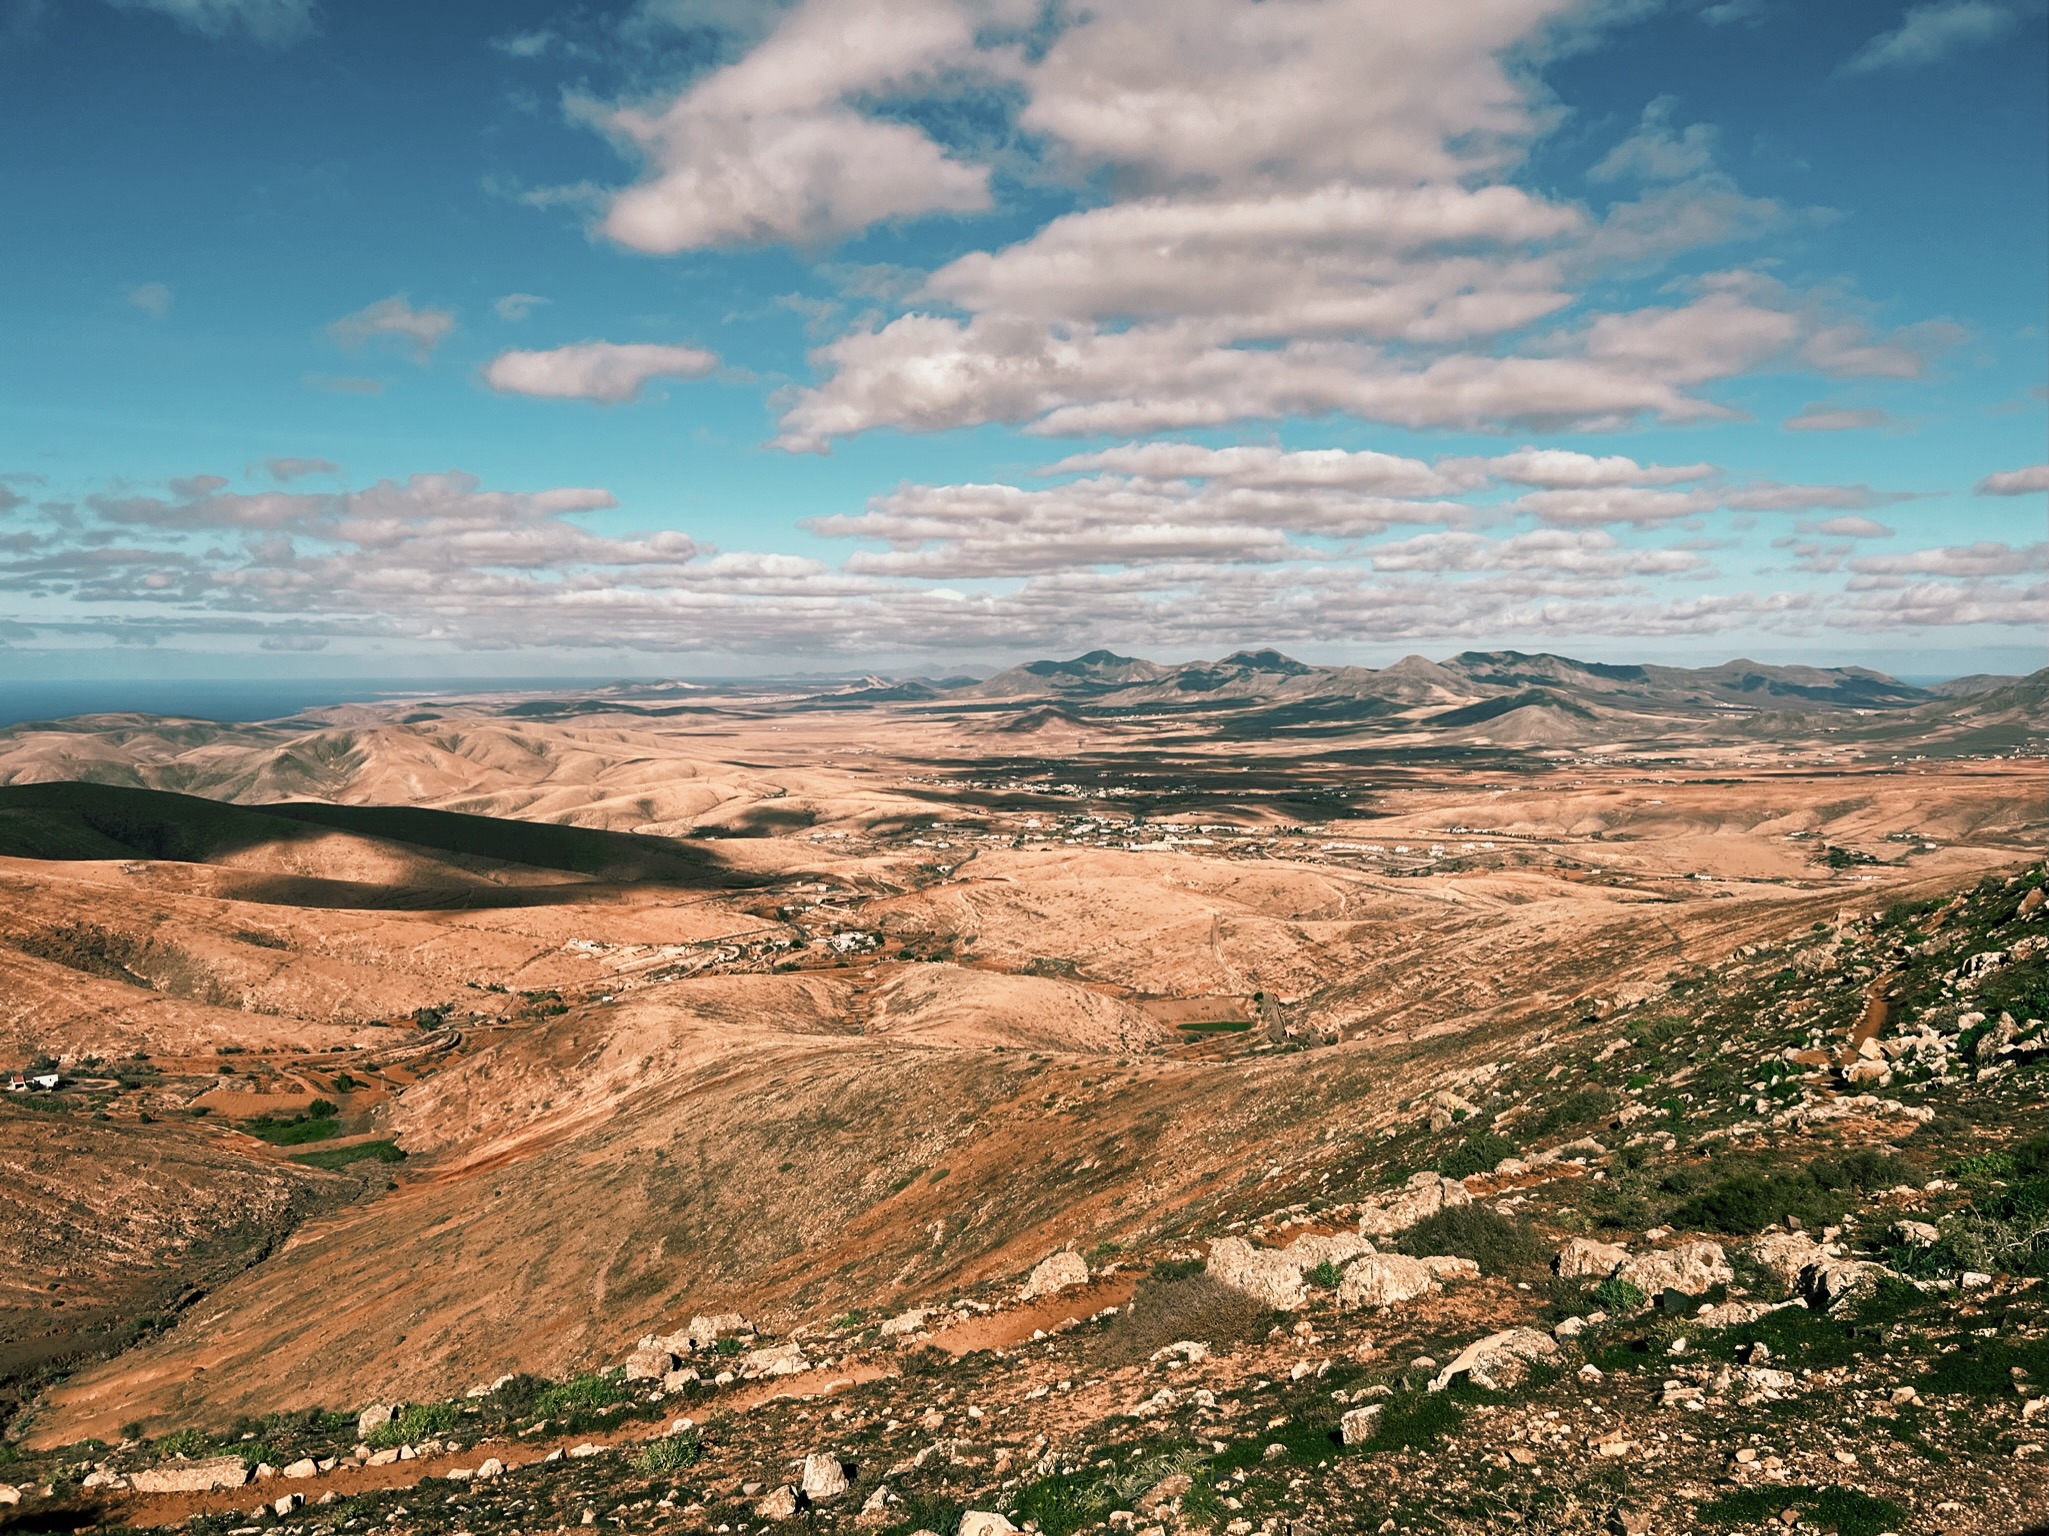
[1976,463,2049,495]
[592,0,994,253]
[1843,1,2017,74]
[482,342,720,403]
[331,296,455,363]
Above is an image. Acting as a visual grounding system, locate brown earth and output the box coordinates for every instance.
[0,688,2040,1449]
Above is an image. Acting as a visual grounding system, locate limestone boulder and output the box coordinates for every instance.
[1421,1255,1480,1282]
[800,1454,849,1502]
[1428,1328,1560,1393]
[1021,1251,1089,1301]
[1552,1237,1630,1280]
[1614,1241,1733,1297]
[1799,1257,1885,1313]
[626,1345,678,1382]
[1337,1253,1438,1310]
[1206,1236,1307,1311]
[130,1457,252,1495]
[1338,1404,1382,1445]
[1282,1231,1374,1272]
[755,1485,801,1520]
[1356,1173,1472,1238]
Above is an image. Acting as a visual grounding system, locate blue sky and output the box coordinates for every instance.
[1,0,2043,681]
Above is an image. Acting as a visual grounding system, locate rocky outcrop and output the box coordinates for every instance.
[1021,1251,1089,1301]
[1429,1328,1560,1393]
[1552,1237,1630,1280]
[800,1454,849,1502]
[1339,1404,1382,1445]
[1282,1231,1375,1271]
[880,1308,929,1337]
[1356,1173,1472,1237]
[1206,1236,1307,1310]
[1420,1254,1480,1282]
[741,1342,810,1378]
[626,1344,677,1381]
[129,1457,251,1494]
[1798,1256,1886,1313]
[1614,1240,1733,1297]
[1751,1232,1829,1292]
[1337,1253,1438,1309]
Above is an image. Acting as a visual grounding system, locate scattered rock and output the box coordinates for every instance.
[856,1485,900,1527]
[880,1309,929,1338]
[272,1494,303,1517]
[958,1513,1019,1536]
[356,1405,392,1441]
[1022,1251,1089,1301]
[1891,1219,1939,1246]
[281,1458,317,1480]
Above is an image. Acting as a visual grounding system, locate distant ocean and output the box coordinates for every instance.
[0,677,638,729]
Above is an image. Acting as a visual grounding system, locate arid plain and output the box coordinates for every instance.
[1,650,2044,1536]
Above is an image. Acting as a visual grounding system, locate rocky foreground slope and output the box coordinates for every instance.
[7,863,2044,1536]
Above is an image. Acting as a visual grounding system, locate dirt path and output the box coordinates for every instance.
[92,1278,1137,1530]
[1839,971,1899,1066]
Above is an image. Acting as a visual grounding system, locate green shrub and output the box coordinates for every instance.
[244,1116,341,1146]
[1920,1333,2049,1397]
[882,1493,965,1536]
[1592,1276,1646,1312]
[1395,1204,1543,1275]
[367,1402,459,1450]
[153,1428,211,1459]
[487,1374,549,1418]
[1305,1260,1346,1289]
[1437,1131,1519,1180]
[532,1371,627,1419]
[1669,1151,1897,1237]
[1697,1485,1903,1536]
[1528,1089,1612,1139]
[1361,1388,1464,1452]
[1094,1273,1270,1367]
[290,1140,405,1169]
[1008,1470,1111,1536]
[2014,1132,2049,1180]
[630,1430,701,1476]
